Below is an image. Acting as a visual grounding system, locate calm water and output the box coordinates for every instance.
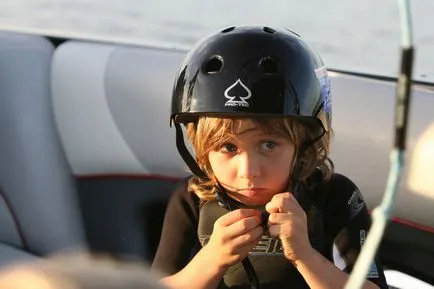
[1,0,434,82]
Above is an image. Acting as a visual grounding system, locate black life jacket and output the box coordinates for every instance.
[196,173,333,289]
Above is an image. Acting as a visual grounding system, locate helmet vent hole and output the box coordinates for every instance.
[221,26,235,33]
[259,57,278,74]
[263,27,276,34]
[204,56,224,74]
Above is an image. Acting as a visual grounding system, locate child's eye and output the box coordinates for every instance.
[220,143,238,153]
[260,140,277,151]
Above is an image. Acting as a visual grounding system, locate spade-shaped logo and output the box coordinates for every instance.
[224,79,252,107]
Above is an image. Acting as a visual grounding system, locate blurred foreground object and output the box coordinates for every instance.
[0,252,167,289]
[408,123,434,198]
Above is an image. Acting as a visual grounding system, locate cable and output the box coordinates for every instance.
[343,0,414,288]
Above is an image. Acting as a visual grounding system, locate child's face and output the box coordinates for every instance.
[208,121,295,206]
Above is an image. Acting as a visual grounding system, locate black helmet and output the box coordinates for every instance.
[170,25,332,179]
[170,25,332,133]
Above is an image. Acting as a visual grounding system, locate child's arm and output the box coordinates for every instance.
[160,245,226,289]
[292,247,380,289]
[322,175,389,288]
[161,208,263,289]
[266,191,386,289]
[151,183,200,276]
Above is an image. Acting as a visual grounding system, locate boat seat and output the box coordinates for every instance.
[51,40,191,262]
[0,31,87,267]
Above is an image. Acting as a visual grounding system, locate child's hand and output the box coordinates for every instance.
[205,209,263,269]
[265,192,313,262]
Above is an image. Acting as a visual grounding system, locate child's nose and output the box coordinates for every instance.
[237,153,260,179]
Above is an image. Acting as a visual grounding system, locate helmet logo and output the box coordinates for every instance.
[224,79,252,107]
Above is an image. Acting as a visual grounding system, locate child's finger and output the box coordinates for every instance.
[225,215,261,237]
[216,209,260,227]
[265,201,280,214]
[231,226,264,249]
[267,224,282,239]
[265,195,290,213]
[266,193,299,214]
[267,212,294,225]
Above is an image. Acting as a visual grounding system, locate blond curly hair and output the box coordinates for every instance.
[185,113,334,201]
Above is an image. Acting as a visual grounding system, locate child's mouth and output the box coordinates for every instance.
[237,188,266,197]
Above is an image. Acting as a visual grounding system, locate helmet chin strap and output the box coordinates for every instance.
[174,123,208,180]
[214,181,239,210]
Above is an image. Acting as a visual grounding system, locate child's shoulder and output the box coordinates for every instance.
[320,172,367,215]
[310,170,359,195]
[326,172,359,190]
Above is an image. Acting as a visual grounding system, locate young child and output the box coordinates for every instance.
[151,26,389,289]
